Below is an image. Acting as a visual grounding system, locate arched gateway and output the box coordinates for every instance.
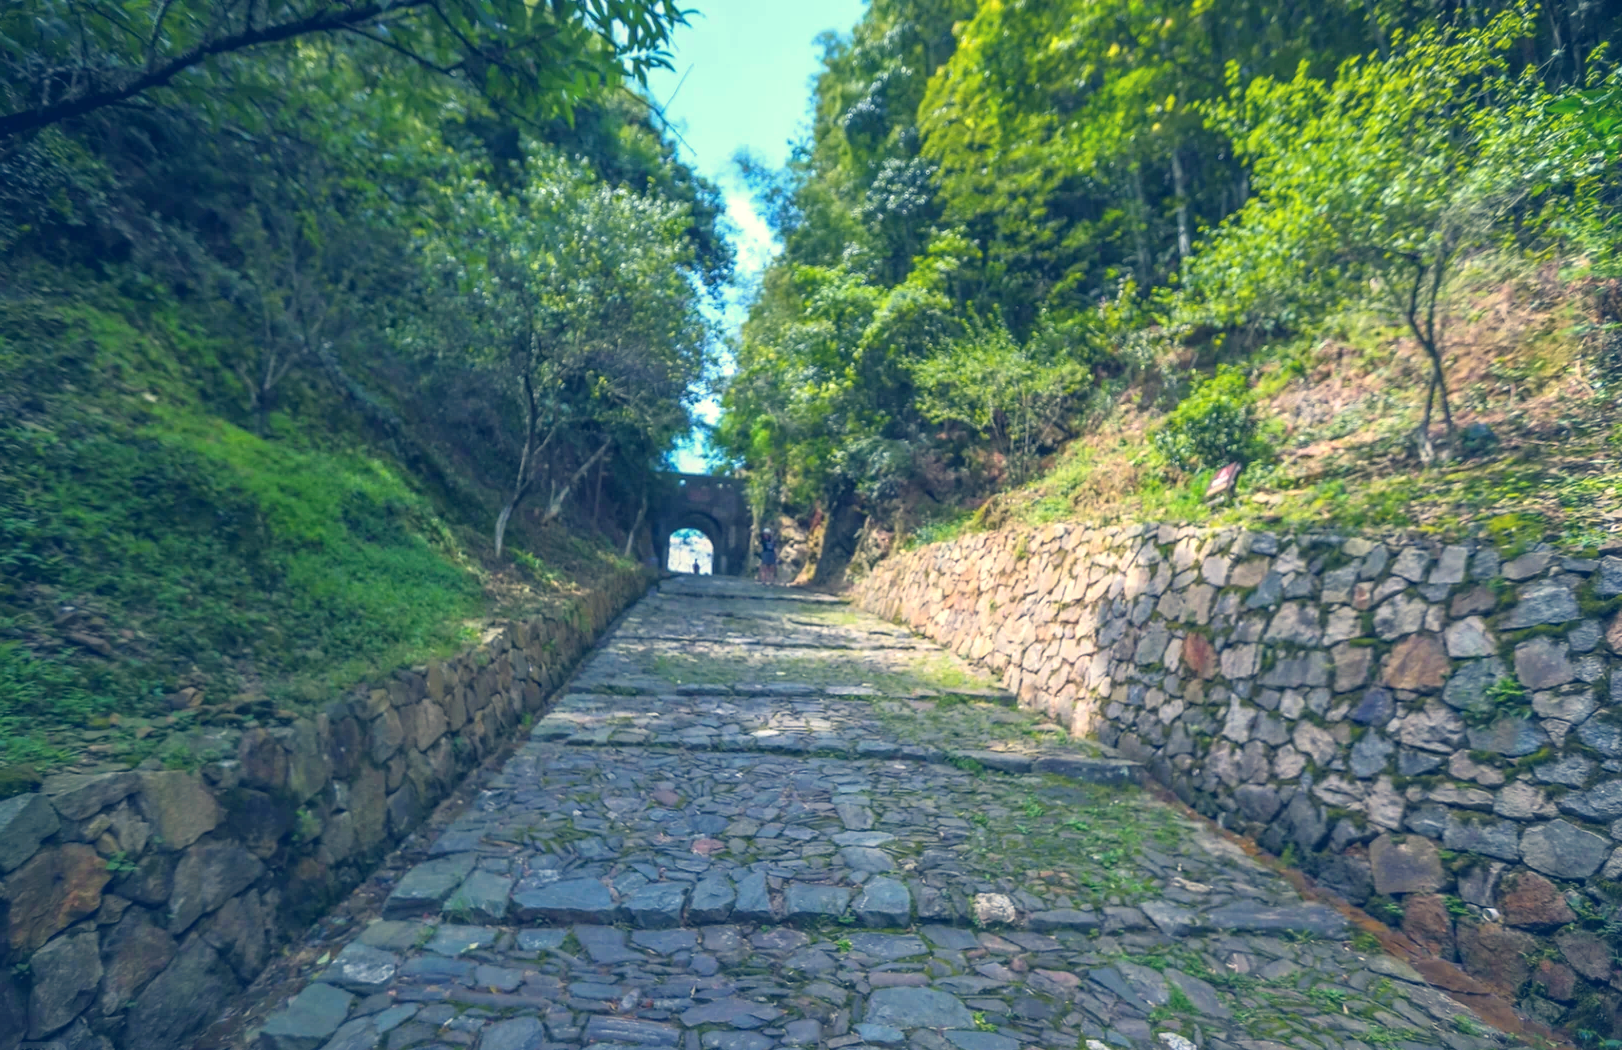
[652,472,750,576]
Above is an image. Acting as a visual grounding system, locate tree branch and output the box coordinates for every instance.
[1,0,433,138]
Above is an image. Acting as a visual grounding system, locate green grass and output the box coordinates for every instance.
[0,279,607,776]
[955,780,1185,905]
[954,408,1617,556]
[648,647,995,695]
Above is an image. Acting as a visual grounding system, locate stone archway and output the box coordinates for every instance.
[652,473,749,576]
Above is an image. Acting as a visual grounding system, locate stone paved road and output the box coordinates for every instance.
[254,578,1533,1050]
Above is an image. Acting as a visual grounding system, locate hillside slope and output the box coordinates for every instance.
[932,260,1621,560]
[0,273,645,787]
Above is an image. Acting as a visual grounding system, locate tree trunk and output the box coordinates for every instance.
[495,375,543,559]
[591,458,605,529]
[541,438,614,524]
[1402,251,1456,461]
[624,490,648,559]
[1171,148,1192,262]
[1130,163,1153,281]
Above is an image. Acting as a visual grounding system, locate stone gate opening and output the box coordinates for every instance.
[667,527,714,574]
[652,473,749,576]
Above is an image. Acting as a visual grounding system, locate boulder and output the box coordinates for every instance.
[40,773,139,822]
[28,931,102,1038]
[1373,595,1428,640]
[1466,717,1547,757]
[123,940,240,1050]
[1521,819,1610,879]
[1291,722,1336,766]
[1599,556,1622,597]
[1501,579,1580,629]
[284,718,333,803]
[1396,701,1465,753]
[1369,834,1443,895]
[508,875,617,925]
[134,773,220,852]
[1556,929,1614,981]
[1456,922,1539,993]
[687,876,735,924]
[623,882,688,930]
[5,843,109,953]
[323,942,399,994]
[1398,894,1453,959]
[200,888,271,981]
[1442,657,1508,712]
[864,987,974,1030]
[236,730,288,790]
[1265,603,1322,646]
[1531,688,1597,725]
[1443,617,1496,658]
[1554,779,1622,822]
[1497,872,1575,930]
[1332,644,1372,694]
[853,877,911,928]
[0,970,25,1050]
[1514,637,1575,691]
[1348,688,1395,726]
[1441,814,1521,861]
[1349,732,1394,779]
[96,912,178,1016]
[0,794,59,877]
[1233,784,1281,824]
[166,842,265,934]
[1381,634,1450,692]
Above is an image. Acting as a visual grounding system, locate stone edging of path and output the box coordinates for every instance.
[855,520,1622,1034]
[0,568,650,1050]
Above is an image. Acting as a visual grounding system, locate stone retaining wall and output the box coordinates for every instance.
[0,569,648,1050]
[854,522,1622,1031]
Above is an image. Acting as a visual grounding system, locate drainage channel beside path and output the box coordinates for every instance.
[245,577,1539,1050]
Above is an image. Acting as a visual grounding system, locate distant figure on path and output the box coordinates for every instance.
[758,528,777,584]
[692,559,700,574]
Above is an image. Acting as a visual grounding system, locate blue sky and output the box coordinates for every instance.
[648,1,868,472]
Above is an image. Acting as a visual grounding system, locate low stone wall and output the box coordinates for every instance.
[0,570,648,1050]
[854,522,1622,1031]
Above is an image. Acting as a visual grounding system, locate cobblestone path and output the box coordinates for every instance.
[255,578,1533,1050]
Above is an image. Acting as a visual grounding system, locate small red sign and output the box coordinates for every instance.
[1206,463,1242,499]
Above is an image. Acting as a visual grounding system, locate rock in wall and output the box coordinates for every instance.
[0,569,648,1050]
[854,521,1622,1031]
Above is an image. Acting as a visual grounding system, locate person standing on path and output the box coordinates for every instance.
[758,527,777,584]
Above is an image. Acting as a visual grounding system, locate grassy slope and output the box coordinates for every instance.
[912,255,1619,558]
[0,273,637,780]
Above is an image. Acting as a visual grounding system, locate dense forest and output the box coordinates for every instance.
[719,0,1622,584]
[0,0,727,776]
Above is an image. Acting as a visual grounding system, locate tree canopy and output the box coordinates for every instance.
[719,0,1622,547]
[0,0,688,138]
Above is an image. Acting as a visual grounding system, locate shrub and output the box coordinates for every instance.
[1149,366,1265,474]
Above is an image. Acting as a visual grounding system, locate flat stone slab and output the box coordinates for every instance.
[865,987,975,1030]
[510,877,617,924]
[443,869,512,924]
[242,577,1516,1050]
[257,982,354,1050]
[382,853,476,918]
[624,881,688,929]
[784,882,851,923]
[1203,900,1348,937]
[323,942,398,994]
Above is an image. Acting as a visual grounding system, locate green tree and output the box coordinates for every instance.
[1189,10,1594,459]
[409,150,713,556]
[0,0,687,138]
[911,316,1091,483]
